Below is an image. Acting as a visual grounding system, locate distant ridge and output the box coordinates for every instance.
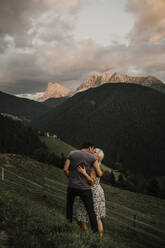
[0,90,51,122]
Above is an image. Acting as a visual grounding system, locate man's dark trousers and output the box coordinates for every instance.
[66,187,98,232]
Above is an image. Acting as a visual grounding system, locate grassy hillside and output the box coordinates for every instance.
[0,153,165,248]
[40,136,165,198]
[40,136,75,157]
[34,83,165,177]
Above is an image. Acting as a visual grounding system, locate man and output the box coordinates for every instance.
[64,142,103,232]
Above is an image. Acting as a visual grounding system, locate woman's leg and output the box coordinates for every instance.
[97,218,103,237]
[81,221,88,231]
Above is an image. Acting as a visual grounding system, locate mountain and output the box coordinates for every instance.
[34,83,165,176]
[75,72,111,94]
[36,73,165,104]
[0,91,51,122]
[37,82,71,102]
[74,72,165,94]
[42,97,68,108]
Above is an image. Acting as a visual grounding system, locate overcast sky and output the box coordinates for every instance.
[0,0,165,100]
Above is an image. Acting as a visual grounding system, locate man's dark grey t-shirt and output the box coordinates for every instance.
[68,150,97,190]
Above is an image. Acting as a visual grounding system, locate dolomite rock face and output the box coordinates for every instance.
[37,72,164,102]
[74,72,163,94]
[37,83,71,102]
[101,72,112,84]
[75,72,112,94]
[76,73,100,93]
[109,72,163,86]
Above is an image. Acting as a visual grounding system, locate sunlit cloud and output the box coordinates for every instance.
[0,0,165,98]
[127,0,165,43]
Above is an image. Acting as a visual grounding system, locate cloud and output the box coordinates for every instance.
[0,0,165,98]
[31,13,76,44]
[1,36,164,96]
[127,0,165,43]
[0,0,88,47]
[16,92,44,101]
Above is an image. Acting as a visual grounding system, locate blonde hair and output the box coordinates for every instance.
[94,148,104,162]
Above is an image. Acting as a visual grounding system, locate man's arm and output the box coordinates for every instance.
[93,160,103,177]
[64,159,70,177]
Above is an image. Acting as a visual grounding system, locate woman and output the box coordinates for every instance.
[74,148,106,237]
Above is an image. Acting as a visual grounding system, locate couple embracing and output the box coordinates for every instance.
[64,142,106,237]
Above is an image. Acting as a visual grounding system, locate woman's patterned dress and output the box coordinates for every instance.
[74,176,106,222]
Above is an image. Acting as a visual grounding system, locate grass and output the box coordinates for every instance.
[40,136,75,158]
[0,190,105,248]
[0,153,165,247]
[39,137,165,229]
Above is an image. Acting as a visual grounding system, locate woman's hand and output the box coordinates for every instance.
[77,166,87,176]
[77,166,95,185]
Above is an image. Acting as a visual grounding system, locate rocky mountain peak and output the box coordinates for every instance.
[37,82,70,102]
[37,72,164,102]
[109,72,164,87]
[110,72,132,82]
[101,72,112,83]
[86,73,100,83]
[75,73,100,92]
[143,75,163,85]
[75,72,112,93]
[91,72,99,79]
[74,72,164,95]
[48,82,59,87]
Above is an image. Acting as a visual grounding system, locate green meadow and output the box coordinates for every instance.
[0,138,165,247]
[0,155,164,247]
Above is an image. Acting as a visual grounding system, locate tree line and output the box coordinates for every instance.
[101,167,165,199]
[0,114,65,168]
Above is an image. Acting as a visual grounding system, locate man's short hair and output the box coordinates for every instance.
[81,142,95,149]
